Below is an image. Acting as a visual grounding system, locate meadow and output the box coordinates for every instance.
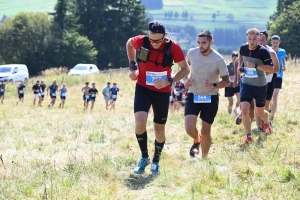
[0,0,276,30]
[0,59,300,199]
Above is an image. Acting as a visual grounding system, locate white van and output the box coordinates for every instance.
[0,64,29,84]
[68,64,99,76]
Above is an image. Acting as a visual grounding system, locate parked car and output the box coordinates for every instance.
[68,64,99,76]
[0,64,29,84]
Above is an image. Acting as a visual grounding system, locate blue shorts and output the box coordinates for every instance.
[240,83,267,107]
[0,92,4,97]
[89,97,96,102]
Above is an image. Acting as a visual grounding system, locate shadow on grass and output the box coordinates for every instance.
[124,174,155,190]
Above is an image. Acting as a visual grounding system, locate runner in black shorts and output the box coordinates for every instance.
[126,21,190,175]
[17,81,26,105]
[109,83,119,110]
[224,51,240,116]
[185,30,229,158]
[0,80,6,104]
[89,83,98,111]
[39,80,46,107]
[47,79,59,108]
[253,30,280,131]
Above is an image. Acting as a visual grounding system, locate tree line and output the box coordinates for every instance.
[0,0,148,75]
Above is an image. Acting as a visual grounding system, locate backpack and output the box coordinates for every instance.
[137,36,173,68]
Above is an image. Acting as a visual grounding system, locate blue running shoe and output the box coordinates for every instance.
[150,162,160,175]
[235,114,242,125]
[133,157,150,174]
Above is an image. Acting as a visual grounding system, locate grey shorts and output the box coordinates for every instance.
[104,95,110,102]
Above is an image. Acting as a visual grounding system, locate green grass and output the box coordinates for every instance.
[0,59,300,199]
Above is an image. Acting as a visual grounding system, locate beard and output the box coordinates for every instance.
[200,46,210,54]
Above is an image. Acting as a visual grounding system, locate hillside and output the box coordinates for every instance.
[0,0,277,53]
[0,0,276,29]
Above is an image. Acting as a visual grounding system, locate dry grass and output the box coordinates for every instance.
[0,61,300,199]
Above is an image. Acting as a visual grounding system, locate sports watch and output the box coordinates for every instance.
[168,77,173,85]
[213,83,217,88]
[254,63,258,69]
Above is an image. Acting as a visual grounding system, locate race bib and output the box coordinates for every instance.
[61,93,66,97]
[0,89,4,92]
[194,94,211,103]
[85,95,89,99]
[41,92,44,95]
[35,89,40,92]
[51,93,56,97]
[91,94,96,97]
[112,95,117,98]
[245,68,258,78]
[146,71,167,85]
[19,90,24,94]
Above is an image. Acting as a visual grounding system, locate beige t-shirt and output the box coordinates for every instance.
[186,48,228,95]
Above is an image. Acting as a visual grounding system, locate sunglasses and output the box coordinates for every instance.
[148,36,164,44]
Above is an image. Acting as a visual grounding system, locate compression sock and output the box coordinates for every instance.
[153,140,165,162]
[136,131,149,158]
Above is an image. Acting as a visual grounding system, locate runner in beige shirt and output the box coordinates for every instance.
[185,30,230,158]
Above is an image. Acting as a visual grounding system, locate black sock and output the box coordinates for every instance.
[136,131,148,158]
[153,140,165,163]
[247,133,252,138]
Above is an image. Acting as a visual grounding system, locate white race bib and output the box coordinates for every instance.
[0,89,4,92]
[51,93,56,97]
[266,73,273,83]
[112,95,117,98]
[146,71,167,85]
[41,92,44,95]
[19,90,24,94]
[91,94,96,97]
[245,68,258,78]
[194,94,211,103]
[85,95,89,99]
[61,93,66,97]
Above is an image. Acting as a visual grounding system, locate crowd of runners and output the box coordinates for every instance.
[126,21,287,175]
[1,20,288,176]
[0,79,120,111]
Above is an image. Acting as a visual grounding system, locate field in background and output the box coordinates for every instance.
[0,0,276,30]
[0,60,300,199]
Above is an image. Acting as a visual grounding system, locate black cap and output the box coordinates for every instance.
[148,21,165,34]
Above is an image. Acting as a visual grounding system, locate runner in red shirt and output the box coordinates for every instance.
[126,21,190,175]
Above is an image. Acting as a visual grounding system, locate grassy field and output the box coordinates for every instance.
[0,0,276,30]
[0,59,300,199]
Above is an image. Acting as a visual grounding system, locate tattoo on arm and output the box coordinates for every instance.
[221,75,230,83]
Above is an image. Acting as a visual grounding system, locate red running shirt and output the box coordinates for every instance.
[131,35,185,93]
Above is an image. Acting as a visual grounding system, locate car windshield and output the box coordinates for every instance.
[0,67,12,73]
[73,66,88,70]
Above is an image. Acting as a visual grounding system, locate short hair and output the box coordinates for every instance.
[198,30,213,41]
[231,51,239,57]
[246,28,260,35]
[85,82,89,85]
[260,30,269,38]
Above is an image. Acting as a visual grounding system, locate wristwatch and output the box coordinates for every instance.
[254,63,258,69]
[213,83,217,88]
[168,77,173,85]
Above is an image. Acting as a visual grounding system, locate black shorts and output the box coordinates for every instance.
[224,86,240,97]
[176,93,183,101]
[50,95,56,99]
[266,74,276,100]
[89,97,96,102]
[240,83,267,107]
[41,95,45,98]
[184,93,219,124]
[0,92,4,97]
[19,94,24,99]
[60,96,66,100]
[111,98,117,101]
[134,84,169,124]
[274,78,282,89]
